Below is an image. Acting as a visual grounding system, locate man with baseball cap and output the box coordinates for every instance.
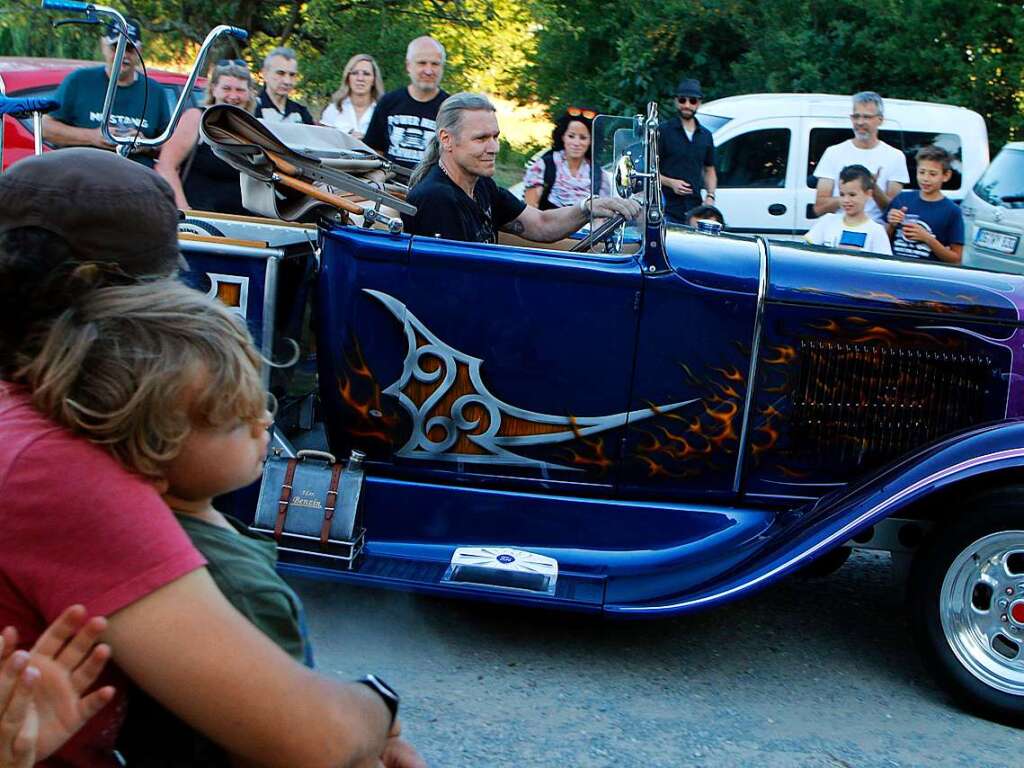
[43,17,171,167]
[658,77,718,224]
[0,147,182,377]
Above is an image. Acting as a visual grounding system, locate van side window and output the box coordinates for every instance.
[806,129,963,191]
[882,131,963,191]
[716,128,790,188]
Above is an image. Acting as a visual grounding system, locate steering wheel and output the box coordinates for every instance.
[569,213,628,253]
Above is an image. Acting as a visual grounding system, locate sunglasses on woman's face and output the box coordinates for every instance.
[677,96,700,106]
[567,106,597,119]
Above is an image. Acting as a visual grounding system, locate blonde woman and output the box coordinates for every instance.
[320,54,384,140]
[156,60,256,214]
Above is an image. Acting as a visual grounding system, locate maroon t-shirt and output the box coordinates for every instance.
[0,386,206,767]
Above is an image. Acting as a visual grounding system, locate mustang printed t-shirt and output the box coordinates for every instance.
[804,212,893,255]
[50,65,171,167]
[364,88,448,168]
[886,191,965,261]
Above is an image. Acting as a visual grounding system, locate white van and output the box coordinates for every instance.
[699,93,989,236]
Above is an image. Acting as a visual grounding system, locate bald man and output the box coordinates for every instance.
[363,36,449,168]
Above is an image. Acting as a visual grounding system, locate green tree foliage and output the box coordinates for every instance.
[526,0,1024,149]
[300,0,535,110]
[1,1,102,60]
[5,0,1021,149]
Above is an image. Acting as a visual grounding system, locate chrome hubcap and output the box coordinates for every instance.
[940,531,1024,696]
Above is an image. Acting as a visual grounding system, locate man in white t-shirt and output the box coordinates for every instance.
[813,91,909,223]
[805,164,892,255]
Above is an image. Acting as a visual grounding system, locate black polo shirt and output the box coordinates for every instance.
[658,116,715,218]
[402,164,526,243]
[255,88,314,125]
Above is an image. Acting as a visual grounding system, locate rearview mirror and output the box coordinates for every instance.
[615,154,644,198]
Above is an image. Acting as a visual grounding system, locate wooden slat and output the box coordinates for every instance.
[178,232,269,248]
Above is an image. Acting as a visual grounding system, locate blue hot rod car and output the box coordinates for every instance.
[22,3,1023,723]
[169,105,1024,726]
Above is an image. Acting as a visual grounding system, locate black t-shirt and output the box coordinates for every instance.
[658,116,715,217]
[184,139,247,215]
[254,88,314,125]
[364,87,449,168]
[402,164,527,243]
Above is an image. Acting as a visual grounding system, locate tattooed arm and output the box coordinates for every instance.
[502,197,641,243]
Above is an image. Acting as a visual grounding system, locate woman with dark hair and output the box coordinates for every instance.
[320,54,384,141]
[523,107,608,209]
[156,60,256,215]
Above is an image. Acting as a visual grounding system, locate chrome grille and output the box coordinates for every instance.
[792,341,993,466]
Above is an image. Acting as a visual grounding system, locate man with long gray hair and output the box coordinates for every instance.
[403,93,640,244]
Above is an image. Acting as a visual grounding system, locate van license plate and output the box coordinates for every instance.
[974,228,1020,255]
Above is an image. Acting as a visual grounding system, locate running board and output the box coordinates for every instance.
[278,551,605,609]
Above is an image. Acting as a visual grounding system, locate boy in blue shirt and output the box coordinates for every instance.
[886,146,965,264]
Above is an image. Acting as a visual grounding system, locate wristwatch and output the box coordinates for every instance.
[578,196,592,215]
[357,674,400,727]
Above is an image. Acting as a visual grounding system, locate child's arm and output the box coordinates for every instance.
[105,568,419,768]
[902,222,962,264]
[0,606,115,767]
[886,206,907,239]
[804,215,827,246]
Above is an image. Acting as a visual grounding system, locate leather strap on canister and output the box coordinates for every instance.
[274,459,298,542]
[320,463,344,551]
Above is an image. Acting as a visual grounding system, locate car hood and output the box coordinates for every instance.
[766,238,1024,325]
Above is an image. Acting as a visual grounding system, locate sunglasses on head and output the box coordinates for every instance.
[217,59,247,67]
[677,96,701,105]
[567,106,597,120]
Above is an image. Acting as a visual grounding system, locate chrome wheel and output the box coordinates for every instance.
[939,530,1024,696]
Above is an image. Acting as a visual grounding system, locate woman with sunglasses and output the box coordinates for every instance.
[523,107,608,210]
[156,60,256,215]
[320,54,384,141]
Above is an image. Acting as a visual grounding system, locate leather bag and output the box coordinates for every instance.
[253,449,364,559]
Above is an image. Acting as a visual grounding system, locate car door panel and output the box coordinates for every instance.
[318,228,645,489]
[619,231,762,500]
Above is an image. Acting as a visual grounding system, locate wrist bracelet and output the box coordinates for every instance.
[578,197,591,215]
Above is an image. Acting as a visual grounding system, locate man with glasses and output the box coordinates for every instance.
[658,78,717,224]
[255,47,314,125]
[43,18,171,167]
[813,91,909,223]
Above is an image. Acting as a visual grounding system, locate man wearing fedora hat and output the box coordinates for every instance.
[658,77,717,224]
[43,17,171,167]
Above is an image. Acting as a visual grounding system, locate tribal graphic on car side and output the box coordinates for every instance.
[363,289,698,470]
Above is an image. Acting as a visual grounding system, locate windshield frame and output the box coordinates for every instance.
[973,146,1024,208]
[698,113,732,134]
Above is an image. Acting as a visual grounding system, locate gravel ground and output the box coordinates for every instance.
[290,551,1024,767]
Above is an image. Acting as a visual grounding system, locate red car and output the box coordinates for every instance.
[0,56,205,171]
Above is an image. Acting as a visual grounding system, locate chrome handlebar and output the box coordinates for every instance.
[40,1,248,157]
